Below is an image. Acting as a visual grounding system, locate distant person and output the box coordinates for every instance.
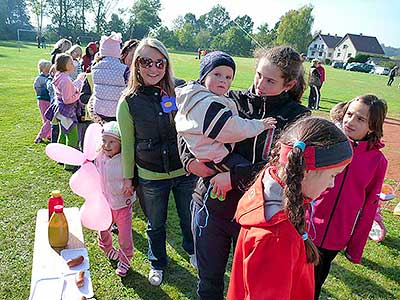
[45,53,86,171]
[36,35,41,48]
[308,59,322,110]
[316,61,325,88]
[92,32,128,122]
[387,65,399,86]
[33,59,52,143]
[41,36,47,49]
[120,39,140,79]
[50,38,72,64]
[82,42,98,73]
[66,45,83,80]
[197,47,202,59]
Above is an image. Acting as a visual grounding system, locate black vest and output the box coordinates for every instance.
[126,86,182,173]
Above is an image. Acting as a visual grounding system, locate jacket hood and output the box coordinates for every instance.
[235,168,287,227]
[52,71,68,87]
[175,81,226,115]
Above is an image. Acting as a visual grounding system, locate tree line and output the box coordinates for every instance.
[1,0,315,56]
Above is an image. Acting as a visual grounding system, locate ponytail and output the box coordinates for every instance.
[283,146,320,265]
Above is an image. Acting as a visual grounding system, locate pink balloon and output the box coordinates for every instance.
[83,123,103,161]
[69,162,101,197]
[45,143,85,165]
[80,196,112,231]
[70,162,112,231]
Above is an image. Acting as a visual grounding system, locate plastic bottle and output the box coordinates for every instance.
[48,205,69,248]
[48,190,64,220]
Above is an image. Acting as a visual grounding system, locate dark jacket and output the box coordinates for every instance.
[127,86,182,173]
[179,86,310,219]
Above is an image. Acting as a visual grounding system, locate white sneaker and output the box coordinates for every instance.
[148,269,163,286]
[189,254,197,269]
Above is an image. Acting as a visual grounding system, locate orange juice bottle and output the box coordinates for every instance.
[48,205,69,248]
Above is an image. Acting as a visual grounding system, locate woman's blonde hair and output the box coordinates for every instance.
[66,44,83,58]
[123,37,175,98]
[53,38,72,53]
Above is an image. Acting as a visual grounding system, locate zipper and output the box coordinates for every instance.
[320,141,358,247]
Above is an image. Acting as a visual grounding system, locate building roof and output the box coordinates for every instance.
[320,34,342,48]
[339,34,385,55]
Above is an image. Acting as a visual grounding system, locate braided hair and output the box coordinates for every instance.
[267,116,349,264]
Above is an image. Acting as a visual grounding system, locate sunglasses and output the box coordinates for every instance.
[138,57,167,69]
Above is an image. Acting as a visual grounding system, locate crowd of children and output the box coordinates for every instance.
[32,35,390,299]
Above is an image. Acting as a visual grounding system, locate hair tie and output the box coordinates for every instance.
[302,232,308,241]
[293,141,306,151]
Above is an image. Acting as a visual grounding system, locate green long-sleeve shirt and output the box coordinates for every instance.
[116,98,185,180]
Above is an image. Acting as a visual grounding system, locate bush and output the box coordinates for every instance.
[347,57,355,63]
[379,61,397,69]
[352,54,369,63]
[324,58,331,65]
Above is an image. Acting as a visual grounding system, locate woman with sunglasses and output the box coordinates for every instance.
[117,37,198,286]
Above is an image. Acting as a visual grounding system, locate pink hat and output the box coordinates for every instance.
[99,32,122,58]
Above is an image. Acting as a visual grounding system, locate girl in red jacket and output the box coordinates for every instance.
[312,95,388,299]
[227,117,353,300]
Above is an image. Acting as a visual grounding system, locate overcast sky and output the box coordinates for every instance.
[116,0,400,48]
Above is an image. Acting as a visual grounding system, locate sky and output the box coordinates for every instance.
[115,0,400,48]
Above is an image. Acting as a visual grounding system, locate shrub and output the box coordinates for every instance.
[324,58,331,65]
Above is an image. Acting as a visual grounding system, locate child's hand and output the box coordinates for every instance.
[77,73,86,81]
[187,159,216,178]
[210,172,232,200]
[261,117,277,130]
[123,178,134,197]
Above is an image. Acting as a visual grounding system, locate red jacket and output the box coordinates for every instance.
[227,168,314,300]
[310,140,387,263]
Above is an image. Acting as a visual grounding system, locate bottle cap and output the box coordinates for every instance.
[51,190,61,198]
[54,205,64,213]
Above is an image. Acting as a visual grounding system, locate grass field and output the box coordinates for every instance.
[0,41,399,300]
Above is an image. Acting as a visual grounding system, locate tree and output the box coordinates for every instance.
[211,26,252,56]
[127,0,161,39]
[91,0,117,34]
[202,5,230,36]
[254,23,277,49]
[276,5,314,53]
[152,25,179,48]
[5,0,32,39]
[0,0,8,38]
[194,30,211,49]
[175,22,196,50]
[107,13,126,36]
[27,0,47,38]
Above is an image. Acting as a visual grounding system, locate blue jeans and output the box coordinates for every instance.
[137,174,197,270]
[192,201,241,300]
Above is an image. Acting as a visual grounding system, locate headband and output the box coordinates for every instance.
[279,140,352,170]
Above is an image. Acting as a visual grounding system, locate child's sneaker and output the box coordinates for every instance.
[189,254,197,269]
[148,269,163,286]
[106,248,119,261]
[115,261,130,277]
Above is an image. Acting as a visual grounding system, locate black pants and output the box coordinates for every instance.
[314,247,339,299]
[387,76,395,86]
[308,85,321,109]
[192,201,241,300]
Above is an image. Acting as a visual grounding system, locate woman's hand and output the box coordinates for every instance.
[187,159,216,178]
[210,172,232,200]
[122,178,134,197]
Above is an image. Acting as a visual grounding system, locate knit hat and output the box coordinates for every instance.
[99,32,122,58]
[102,121,120,140]
[199,51,236,83]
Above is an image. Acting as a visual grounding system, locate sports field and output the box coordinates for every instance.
[0,41,399,300]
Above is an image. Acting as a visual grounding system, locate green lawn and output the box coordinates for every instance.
[0,41,399,300]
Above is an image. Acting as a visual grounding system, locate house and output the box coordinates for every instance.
[307,33,342,61]
[333,33,385,62]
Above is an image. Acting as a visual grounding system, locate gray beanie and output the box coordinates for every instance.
[199,51,236,83]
